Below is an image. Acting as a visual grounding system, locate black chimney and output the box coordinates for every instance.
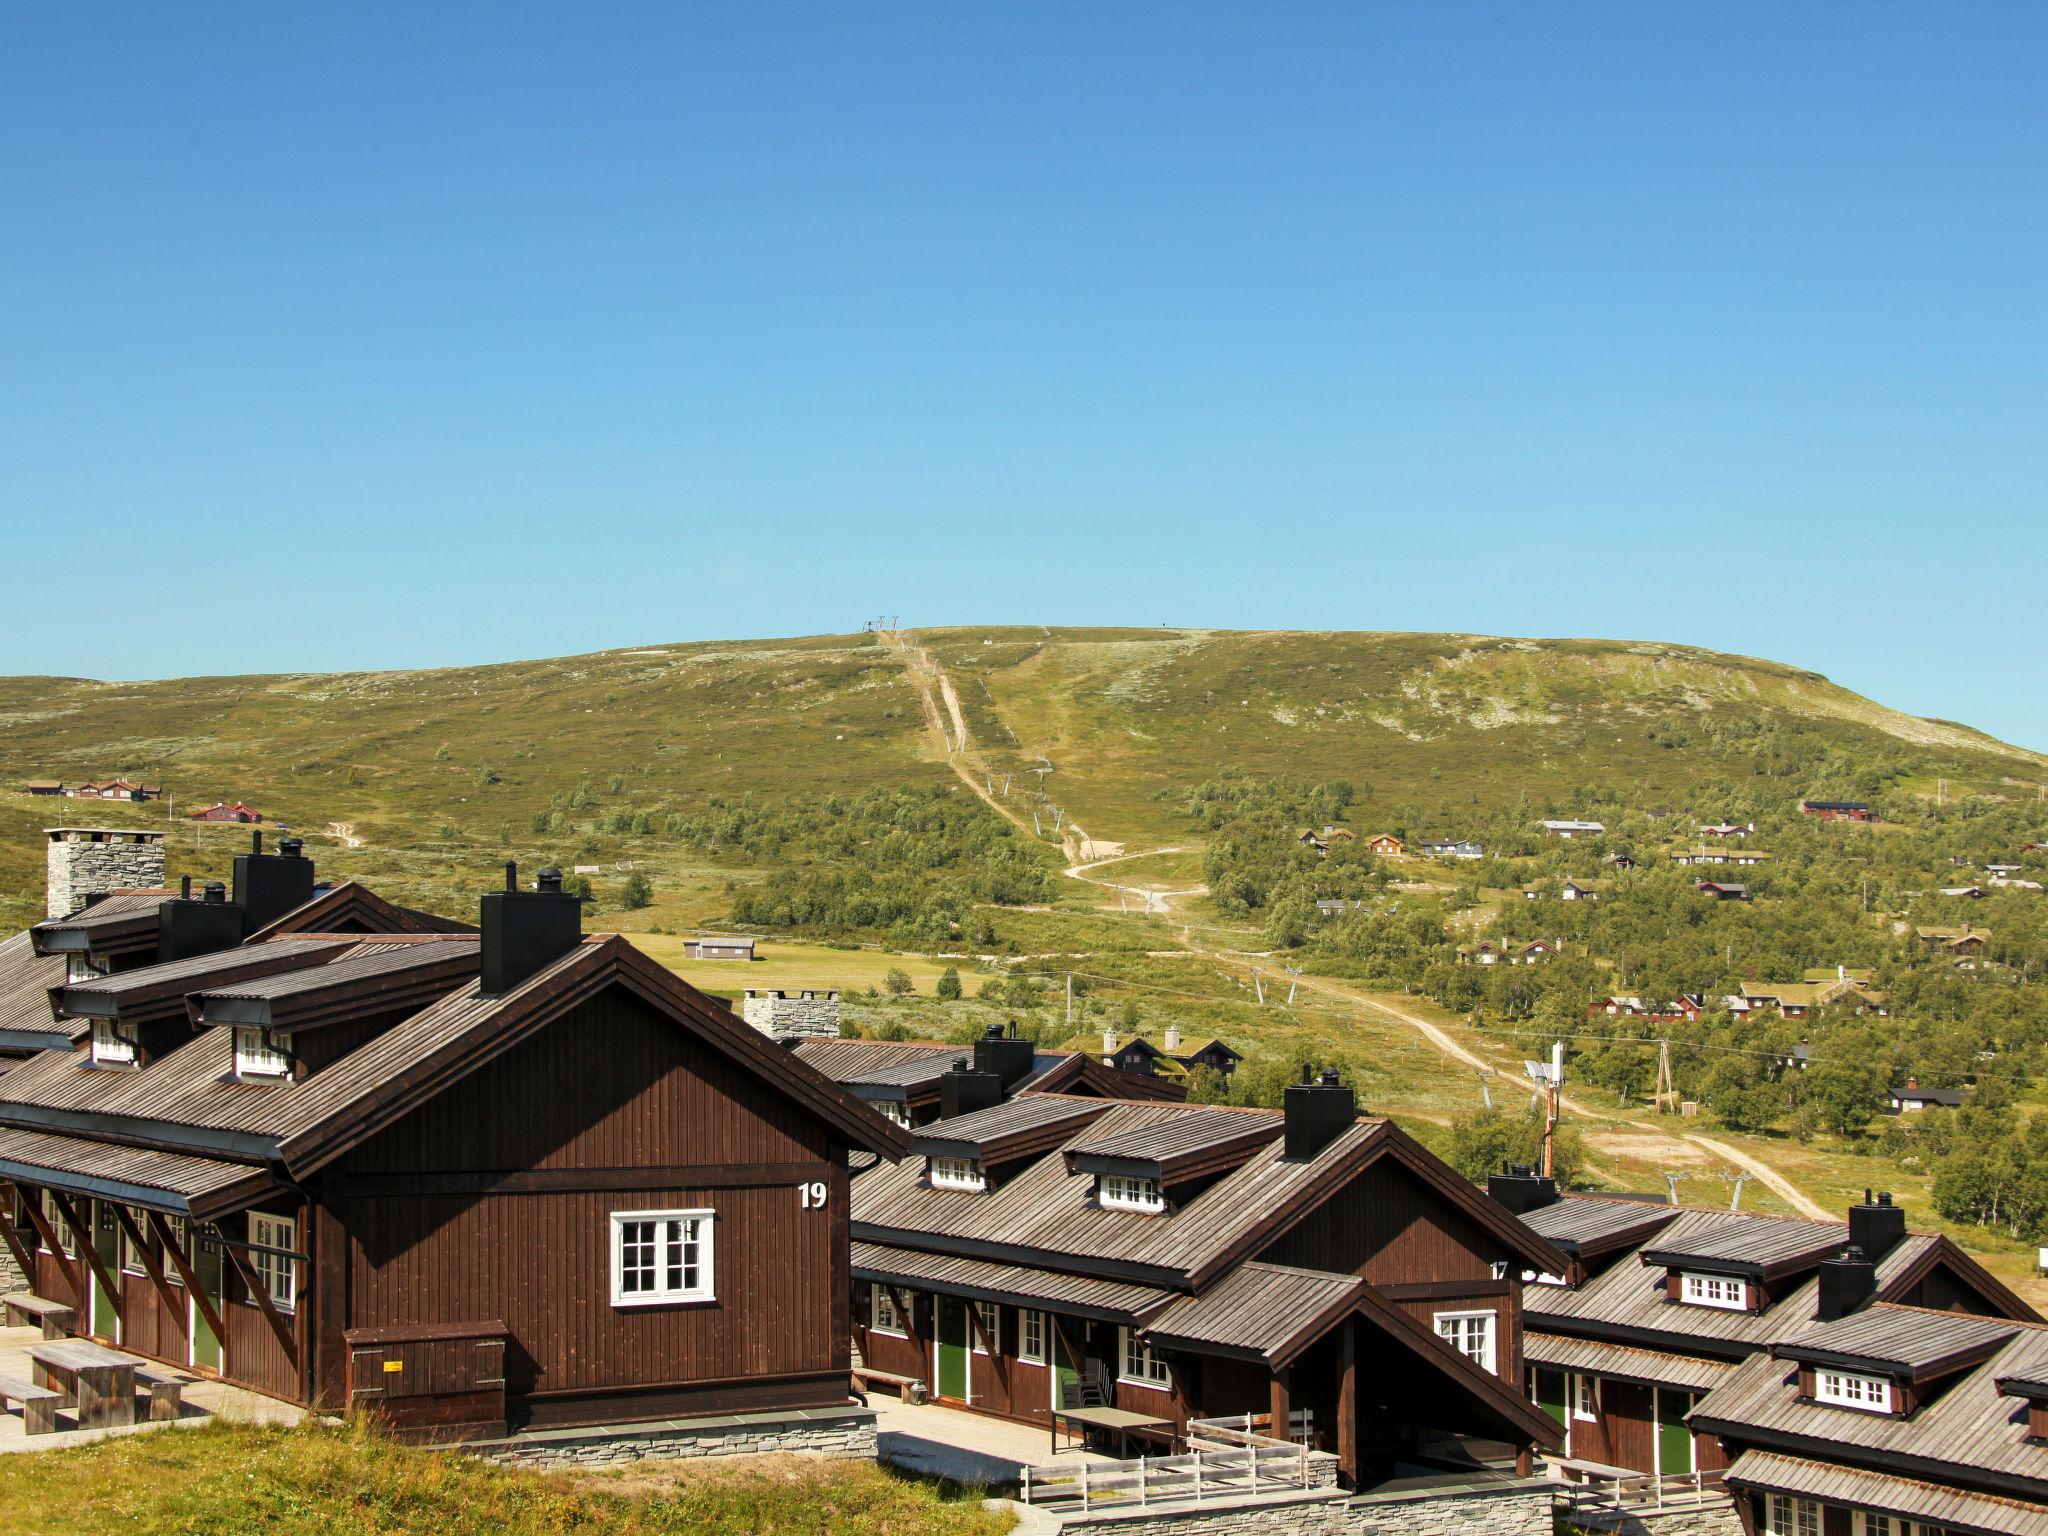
[480,863,584,995]
[1818,1244,1878,1322]
[939,1056,1003,1120]
[157,878,245,961]
[1488,1161,1561,1215]
[232,831,316,933]
[974,1021,1037,1089]
[1283,1065,1356,1161]
[1848,1190,1907,1264]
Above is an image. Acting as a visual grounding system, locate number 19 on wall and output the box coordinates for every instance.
[799,1181,829,1209]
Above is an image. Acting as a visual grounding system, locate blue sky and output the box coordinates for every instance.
[3,4,2044,745]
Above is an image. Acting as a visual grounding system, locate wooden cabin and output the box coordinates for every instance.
[851,1071,1568,1488]
[1513,1184,2038,1487]
[0,865,907,1439]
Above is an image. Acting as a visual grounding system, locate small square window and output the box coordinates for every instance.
[1434,1310,1497,1373]
[1119,1326,1170,1386]
[611,1209,715,1306]
[234,1027,293,1079]
[90,1020,136,1067]
[929,1156,986,1192]
[870,1286,906,1336]
[971,1300,1001,1355]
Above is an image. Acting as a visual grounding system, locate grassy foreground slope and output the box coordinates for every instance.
[0,1419,1011,1536]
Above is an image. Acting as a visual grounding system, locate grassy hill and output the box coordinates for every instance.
[1,626,2040,931]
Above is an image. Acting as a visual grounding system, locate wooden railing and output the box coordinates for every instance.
[1553,1464,1728,1517]
[1021,1411,1319,1511]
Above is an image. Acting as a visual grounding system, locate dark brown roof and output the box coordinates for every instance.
[1640,1211,1845,1281]
[1141,1261,1364,1364]
[1773,1304,2021,1383]
[0,1124,270,1219]
[50,937,350,1024]
[1523,1331,1734,1392]
[0,932,66,1047]
[912,1095,1113,1163]
[192,938,480,1031]
[1018,1052,1191,1103]
[247,881,477,940]
[30,891,174,959]
[1520,1193,1681,1259]
[1727,1449,2048,1536]
[852,1240,1176,1323]
[1696,1317,2048,1502]
[793,1038,964,1080]
[1063,1104,1284,1183]
[1525,1209,1948,1359]
[0,935,914,1174]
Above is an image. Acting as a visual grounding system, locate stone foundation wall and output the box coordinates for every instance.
[1343,1479,1552,1536]
[469,1407,877,1469]
[1564,1495,1742,1536]
[1039,1472,1546,1536]
[46,831,166,917]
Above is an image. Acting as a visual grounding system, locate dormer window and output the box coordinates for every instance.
[89,1020,136,1067]
[1815,1369,1892,1413]
[1099,1173,1165,1213]
[875,1101,911,1129]
[1681,1273,1748,1310]
[234,1026,293,1079]
[929,1156,985,1192]
[67,953,110,984]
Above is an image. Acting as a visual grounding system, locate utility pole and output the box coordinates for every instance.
[1729,1174,1750,1212]
[1662,1172,1683,1207]
[1476,1068,1495,1110]
[1252,970,1266,1006]
[1542,1040,1563,1179]
[1655,1038,1676,1115]
[1066,972,1073,1027]
[1284,966,1303,1006]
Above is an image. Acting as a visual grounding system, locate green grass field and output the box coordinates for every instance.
[0,1419,1012,1536]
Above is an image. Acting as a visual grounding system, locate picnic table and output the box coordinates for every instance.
[27,1339,141,1429]
[1052,1403,1175,1457]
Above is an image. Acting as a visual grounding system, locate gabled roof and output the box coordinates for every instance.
[50,937,351,1024]
[1696,1317,2048,1503]
[0,931,68,1049]
[191,938,481,1031]
[912,1095,1112,1163]
[1640,1212,1844,1283]
[1773,1304,2019,1383]
[248,881,476,940]
[1064,1104,1283,1184]
[30,891,175,959]
[1019,1051,1190,1102]
[1141,1260,1364,1364]
[1519,1193,1680,1263]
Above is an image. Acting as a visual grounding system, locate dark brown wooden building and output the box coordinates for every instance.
[1509,1175,2039,1489]
[0,864,907,1437]
[850,1070,1568,1488]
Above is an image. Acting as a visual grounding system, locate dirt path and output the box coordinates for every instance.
[327,821,363,849]
[1678,1131,1833,1221]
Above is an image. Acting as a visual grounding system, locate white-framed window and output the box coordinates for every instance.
[1766,1494,1821,1536]
[1098,1173,1165,1213]
[66,953,110,984]
[610,1208,714,1306]
[1020,1308,1047,1364]
[39,1190,73,1255]
[1573,1372,1599,1421]
[971,1300,1000,1355]
[928,1156,986,1193]
[1817,1369,1893,1413]
[234,1026,293,1079]
[89,1020,136,1067]
[118,1210,146,1275]
[875,1100,912,1128]
[1854,1516,1893,1536]
[1119,1326,1170,1387]
[1434,1310,1497,1373]
[249,1212,297,1312]
[163,1214,187,1287]
[1681,1273,1749,1311]
[870,1286,906,1337]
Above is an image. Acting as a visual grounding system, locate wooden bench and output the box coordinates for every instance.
[852,1364,927,1403]
[1,1293,77,1341]
[0,1373,63,1435]
[133,1366,186,1422]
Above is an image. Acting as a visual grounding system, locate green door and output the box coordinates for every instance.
[935,1296,969,1400]
[1657,1389,1696,1477]
[189,1226,223,1373]
[91,1202,120,1343]
[1532,1368,1568,1430]
[1051,1323,1079,1415]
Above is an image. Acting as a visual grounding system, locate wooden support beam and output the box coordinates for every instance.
[1270,1367,1291,1441]
[1336,1315,1358,1488]
[148,1212,228,1354]
[310,1182,348,1411]
[13,1186,81,1309]
[964,1297,1008,1389]
[219,1229,300,1370]
[108,1204,185,1330]
[51,1193,122,1328]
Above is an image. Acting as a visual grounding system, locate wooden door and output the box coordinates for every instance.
[1656,1388,1696,1477]
[190,1227,224,1374]
[934,1296,969,1401]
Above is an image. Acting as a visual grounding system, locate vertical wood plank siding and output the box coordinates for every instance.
[339,985,848,1421]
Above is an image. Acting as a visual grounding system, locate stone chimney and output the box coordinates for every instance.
[1164,1025,1182,1053]
[45,828,166,918]
[1102,1028,1118,1058]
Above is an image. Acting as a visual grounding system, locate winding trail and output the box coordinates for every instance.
[878,625,1836,1219]
[327,821,364,849]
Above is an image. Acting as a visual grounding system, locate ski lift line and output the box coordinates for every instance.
[1469,1023,2032,1085]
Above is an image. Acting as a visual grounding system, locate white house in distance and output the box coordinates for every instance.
[1539,819,1605,839]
